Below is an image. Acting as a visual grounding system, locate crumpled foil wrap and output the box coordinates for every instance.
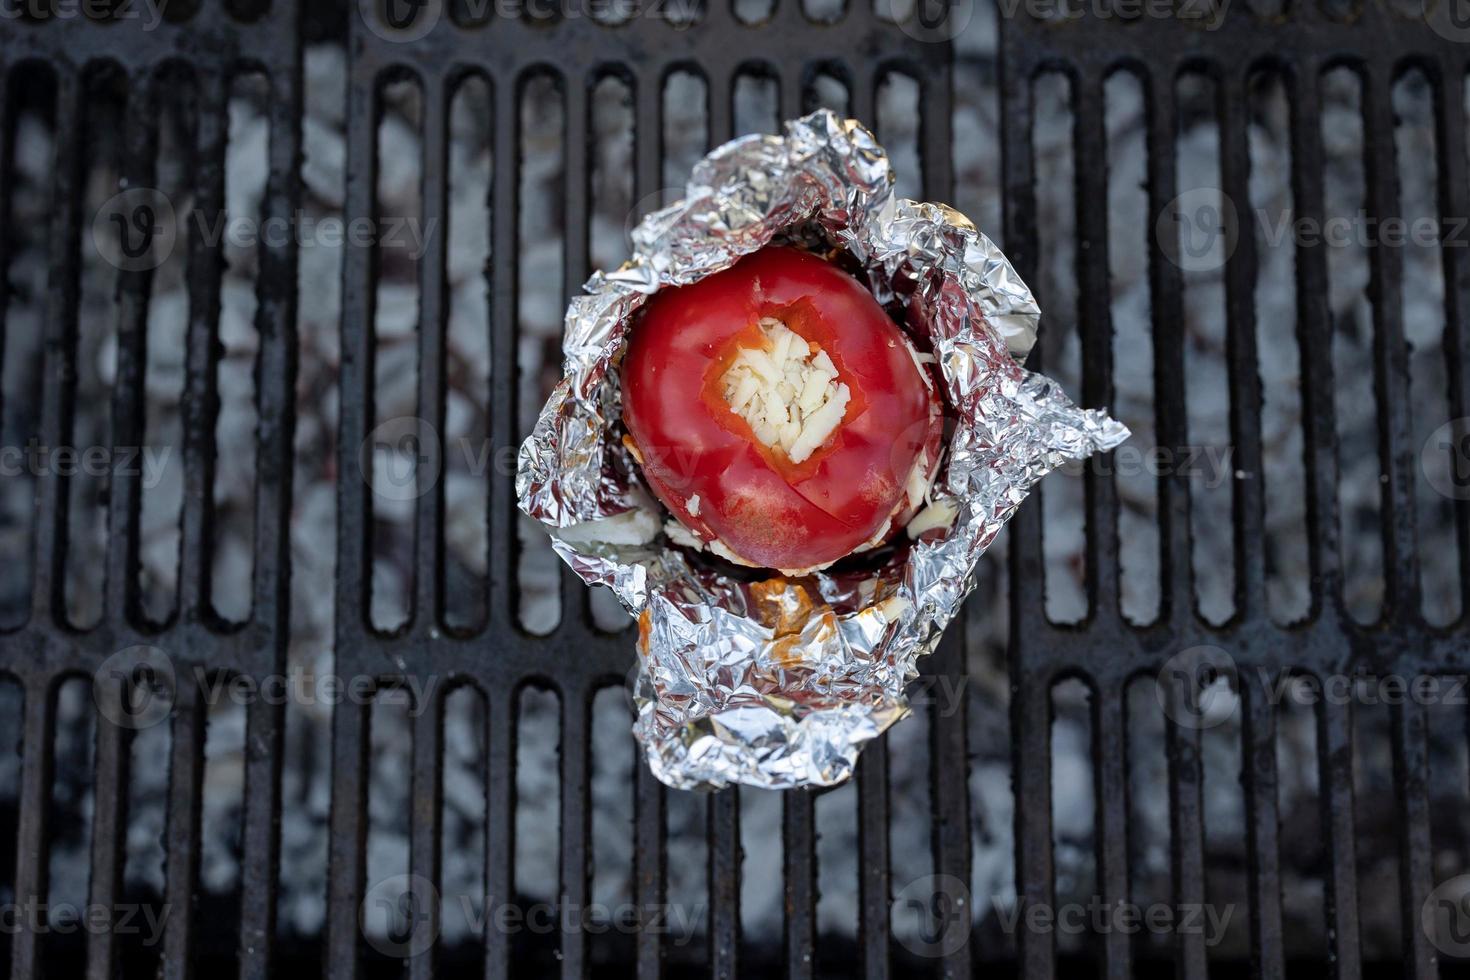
[516,109,1128,791]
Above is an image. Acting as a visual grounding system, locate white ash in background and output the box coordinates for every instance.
[0,8,1463,967]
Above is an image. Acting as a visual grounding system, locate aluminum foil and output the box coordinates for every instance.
[516,110,1128,791]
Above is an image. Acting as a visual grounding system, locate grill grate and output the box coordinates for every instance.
[0,0,1468,977]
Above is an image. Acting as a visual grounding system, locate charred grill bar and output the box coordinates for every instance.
[0,0,1466,975]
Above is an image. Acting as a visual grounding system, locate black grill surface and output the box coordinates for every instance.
[0,0,1467,977]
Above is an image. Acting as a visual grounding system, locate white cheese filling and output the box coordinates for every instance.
[720,317,851,465]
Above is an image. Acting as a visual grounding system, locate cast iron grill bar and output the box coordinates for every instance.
[413,71,449,631]
[239,43,301,979]
[11,680,53,980]
[634,764,667,979]
[1240,677,1285,978]
[483,688,516,980]
[178,68,229,623]
[1391,699,1436,978]
[927,628,972,980]
[916,62,973,980]
[856,744,890,980]
[1163,696,1208,980]
[0,66,10,418]
[86,704,129,980]
[29,68,81,628]
[782,789,816,980]
[632,65,668,980]
[1009,675,1054,976]
[1144,75,1210,979]
[335,59,380,639]
[103,71,157,625]
[997,45,1054,979]
[1051,55,1142,957]
[707,789,741,979]
[1071,75,1121,626]
[1142,76,1195,632]
[409,693,445,980]
[161,674,206,980]
[1434,60,1470,612]
[1362,66,1421,622]
[559,683,593,979]
[486,70,520,637]
[1219,65,1269,620]
[325,701,369,980]
[1288,60,1345,615]
[852,57,893,975]
[561,70,596,636]
[700,64,742,980]
[1092,686,1131,979]
[1218,64,1285,979]
[1318,698,1362,980]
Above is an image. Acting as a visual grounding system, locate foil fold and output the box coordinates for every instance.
[516,110,1128,791]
